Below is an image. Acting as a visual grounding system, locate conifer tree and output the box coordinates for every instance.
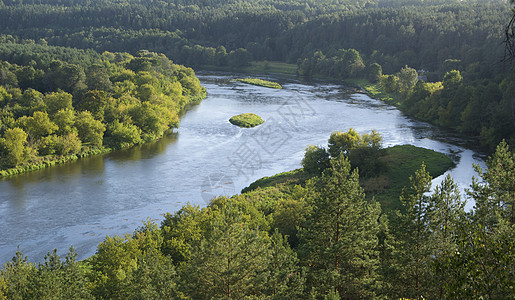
[390,163,433,298]
[428,174,464,298]
[266,229,306,299]
[181,205,271,299]
[300,153,381,299]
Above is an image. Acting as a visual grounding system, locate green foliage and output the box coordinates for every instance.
[16,111,58,139]
[74,111,106,147]
[0,247,93,300]
[106,120,141,149]
[367,62,383,83]
[396,66,418,96]
[1,140,514,299]
[0,48,205,176]
[228,113,264,128]
[0,127,27,167]
[327,128,362,158]
[327,128,384,177]
[470,140,515,225]
[390,163,434,298]
[44,91,73,115]
[299,154,381,298]
[442,70,463,89]
[181,205,272,299]
[302,144,330,175]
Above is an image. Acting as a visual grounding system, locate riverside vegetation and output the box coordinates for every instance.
[1,130,513,299]
[0,43,205,177]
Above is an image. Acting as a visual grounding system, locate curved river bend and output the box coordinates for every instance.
[0,74,484,263]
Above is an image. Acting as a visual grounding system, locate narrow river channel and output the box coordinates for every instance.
[0,73,485,263]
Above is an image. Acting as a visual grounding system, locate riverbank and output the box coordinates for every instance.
[201,61,297,76]
[0,92,207,179]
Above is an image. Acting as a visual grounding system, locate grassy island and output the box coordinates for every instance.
[235,78,282,89]
[229,113,264,128]
[242,144,454,211]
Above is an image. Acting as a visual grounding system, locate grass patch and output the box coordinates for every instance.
[242,145,454,213]
[234,78,282,89]
[229,113,264,128]
[345,78,401,106]
[242,168,313,193]
[363,144,455,211]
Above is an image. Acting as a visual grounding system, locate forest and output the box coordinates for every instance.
[1,130,514,299]
[0,39,205,175]
[0,0,511,149]
[0,0,514,299]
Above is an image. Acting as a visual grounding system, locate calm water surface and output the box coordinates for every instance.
[0,73,485,263]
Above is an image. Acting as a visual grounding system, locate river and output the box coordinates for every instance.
[0,73,485,263]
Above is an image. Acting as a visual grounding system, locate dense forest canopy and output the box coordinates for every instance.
[0,0,508,75]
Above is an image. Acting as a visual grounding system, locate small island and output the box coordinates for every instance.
[229,113,264,128]
[235,78,282,89]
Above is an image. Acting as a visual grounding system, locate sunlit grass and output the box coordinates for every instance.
[229,113,264,128]
[234,78,282,89]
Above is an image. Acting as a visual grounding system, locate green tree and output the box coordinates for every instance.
[181,205,271,299]
[16,111,58,140]
[367,62,383,83]
[442,70,463,90]
[302,144,330,175]
[106,120,142,149]
[397,66,418,96]
[428,175,465,298]
[53,108,77,135]
[469,140,515,225]
[77,90,109,121]
[266,229,306,299]
[74,111,106,147]
[390,163,433,298]
[44,91,73,116]
[327,128,361,158]
[0,248,35,300]
[299,154,381,298]
[0,127,28,167]
[86,64,112,92]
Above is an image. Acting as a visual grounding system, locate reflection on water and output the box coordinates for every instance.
[0,73,484,263]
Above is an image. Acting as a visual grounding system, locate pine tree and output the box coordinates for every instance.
[299,153,381,299]
[181,205,271,299]
[470,140,515,225]
[428,174,464,298]
[442,141,515,298]
[390,163,433,298]
[266,229,306,299]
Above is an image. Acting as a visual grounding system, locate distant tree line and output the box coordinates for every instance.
[0,0,508,77]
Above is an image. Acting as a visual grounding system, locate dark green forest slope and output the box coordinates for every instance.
[0,0,507,75]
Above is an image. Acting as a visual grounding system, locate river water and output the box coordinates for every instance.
[0,73,485,263]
